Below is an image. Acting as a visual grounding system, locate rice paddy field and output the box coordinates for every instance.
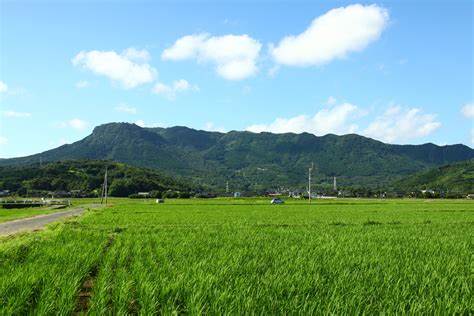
[0,198,473,314]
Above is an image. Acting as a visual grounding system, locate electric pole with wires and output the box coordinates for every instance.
[308,162,314,204]
[100,166,108,205]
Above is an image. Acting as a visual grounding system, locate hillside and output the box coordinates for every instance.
[0,160,196,197]
[1,122,473,192]
[392,159,474,195]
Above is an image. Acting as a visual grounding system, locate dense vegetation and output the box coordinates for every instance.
[0,123,472,192]
[392,159,474,196]
[0,160,195,198]
[1,159,472,198]
[1,198,472,314]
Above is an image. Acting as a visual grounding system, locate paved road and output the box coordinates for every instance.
[0,205,100,236]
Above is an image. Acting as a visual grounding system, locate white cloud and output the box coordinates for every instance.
[271,4,389,66]
[204,122,226,133]
[115,103,137,114]
[246,102,360,135]
[246,100,442,144]
[162,34,262,80]
[0,81,8,93]
[363,106,441,143]
[75,80,90,89]
[72,48,156,89]
[461,102,474,118]
[134,120,161,128]
[0,136,7,145]
[57,118,88,130]
[68,118,88,130]
[326,96,337,105]
[134,120,146,127]
[151,79,199,100]
[471,129,474,145]
[3,110,31,118]
[123,47,151,61]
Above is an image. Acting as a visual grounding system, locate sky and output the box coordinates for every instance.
[0,0,473,158]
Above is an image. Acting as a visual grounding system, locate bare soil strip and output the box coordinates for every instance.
[74,234,116,314]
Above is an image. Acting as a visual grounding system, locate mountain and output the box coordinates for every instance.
[1,122,473,192]
[392,159,474,195]
[0,160,196,197]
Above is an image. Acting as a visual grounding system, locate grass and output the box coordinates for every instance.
[0,198,473,314]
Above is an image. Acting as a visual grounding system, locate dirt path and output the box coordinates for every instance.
[0,204,100,236]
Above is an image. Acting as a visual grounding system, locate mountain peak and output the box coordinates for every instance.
[92,122,142,133]
[0,122,472,190]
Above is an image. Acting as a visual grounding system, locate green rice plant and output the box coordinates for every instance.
[1,198,473,314]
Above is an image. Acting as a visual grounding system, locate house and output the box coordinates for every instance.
[138,192,151,198]
[0,190,10,197]
[420,189,435,195]
[233,192,241,198]
[288,190,303,198]
[266,191,281,197]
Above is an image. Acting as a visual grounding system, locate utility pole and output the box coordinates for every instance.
[101,167,108,205]
[333,176,337,192]
[226,181,229,194]
[104,167,108,205]
[308,162,314,204]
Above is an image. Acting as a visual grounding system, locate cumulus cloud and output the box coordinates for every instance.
[122,47,151,61]
[134,120,146,127]
[134,120,162,128]
[115,103,137,114]
[57,118,88,130]
[75,80,90,89]
[246,100,442,144]
[152,79,199,100]
[271,4,389,66]
[461,102,474,118]
[3,110,31,118]
[162,34,262,80]
[246,102,360,135]
[72,48,156,89]
[204,122,226,133]
[363,106,441,143]
[326,96,337,105]
[0,81,8,93]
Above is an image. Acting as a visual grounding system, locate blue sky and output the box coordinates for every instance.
[0,0,473,158]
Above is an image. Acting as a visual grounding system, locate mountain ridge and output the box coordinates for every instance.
[1,122,473,191]
[393,159,473,195]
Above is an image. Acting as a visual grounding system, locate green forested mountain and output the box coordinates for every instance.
[1,122,473,192]
[392,160,474,195]
[0,160,195,197]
